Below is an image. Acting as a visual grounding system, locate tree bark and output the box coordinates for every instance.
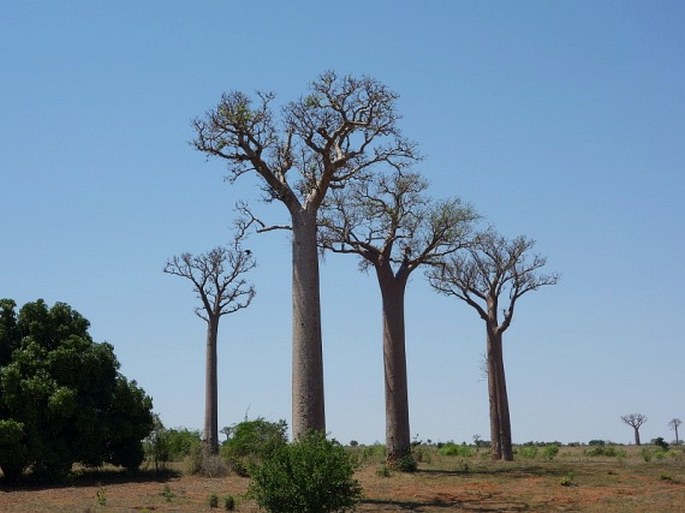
[376,265,411,465]
[493,332,513,461]
[204,315,219,454]
[487,326,513,460]
[290,210,325,438]
[634,427,641,446]
[486,326,502,460]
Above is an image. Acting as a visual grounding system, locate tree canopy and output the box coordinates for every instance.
[0,299,154,482]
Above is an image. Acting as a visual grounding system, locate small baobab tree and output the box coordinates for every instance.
[621,413,648,446]
[429,229,559,460]
[669,418,682,445]
[319,169,478,467]
[192,71,416,438]
[164,220,256,454]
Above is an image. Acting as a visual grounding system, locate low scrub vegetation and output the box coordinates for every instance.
[248,431,362,513]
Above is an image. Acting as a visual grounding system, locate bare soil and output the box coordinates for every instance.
[2,448,684,512]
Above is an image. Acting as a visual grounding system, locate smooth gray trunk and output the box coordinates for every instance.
[486,325,512,460]
[204,315,219,454]
[634,427,641,446]
[486,326,501,460]
[290,210,325,438]
[377,267,411,465]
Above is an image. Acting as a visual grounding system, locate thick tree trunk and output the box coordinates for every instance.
[204,315,219,454]
[376,267,411,466]
[487,322,513,461]
[486,327,502,460]
[676,425,680,445]
[492,331,513,461]
[634,427,641,446]
[290,210,325,438]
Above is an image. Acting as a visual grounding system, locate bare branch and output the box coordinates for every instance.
[164,225,256,322]
[429,228,559,334]
[235,200,292,233]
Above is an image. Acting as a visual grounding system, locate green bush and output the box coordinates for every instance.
[542,444,560,460]
[249,431,362,513]
[438,442,474,458]
[220,418,287,476]
[651,437,670,450]
[167,427,202,459]
[517,445,538,459]
[394,451,417,472]
[209,493,219,508]
[585,445,626,458]
[641,447,654,462]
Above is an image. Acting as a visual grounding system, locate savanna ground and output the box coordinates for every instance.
[1,445,684,513]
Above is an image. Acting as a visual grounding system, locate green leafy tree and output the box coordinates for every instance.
[220,417,288,476]
[249,431,362,513]
[0,299,154,482]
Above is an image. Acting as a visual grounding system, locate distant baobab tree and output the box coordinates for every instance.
[669,418,681,445]
[164,220,256,454]
[621,413,648,446]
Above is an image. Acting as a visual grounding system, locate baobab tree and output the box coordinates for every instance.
[429,229,559,460]
[319,169,478,466]
[669,418,682,445]
[621,413,647,445]
[164,221,256,454]
[192,71,416,437]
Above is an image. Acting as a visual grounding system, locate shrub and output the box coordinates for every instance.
[585,446,626,458]
[394,451,417,473]
[167,427,202,460]
[375,464,391,477]
[542,444,560,460]
[224,495,236,511]
[641,447,654,462]
[220,418,287,476]
[438,442,474,458]
[517,445,538,459]
[560,472,575,487]
[249,432,362,513]
[651,437,670,450]
[209,493,219,508]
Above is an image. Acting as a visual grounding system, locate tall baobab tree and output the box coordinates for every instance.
[164,221,256,454]
[319,170,478,466]
[429,229,559,460]
[621,413,648,445]
[192,71,416,437]
[669,418,682,445]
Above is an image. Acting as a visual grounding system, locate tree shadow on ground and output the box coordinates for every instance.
[362,497,531,512]
[417,464,570,478]
[0,467,181,492]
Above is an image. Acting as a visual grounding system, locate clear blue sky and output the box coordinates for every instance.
[2,1,683,445]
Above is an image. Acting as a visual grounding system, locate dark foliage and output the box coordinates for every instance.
[0,299,154,482]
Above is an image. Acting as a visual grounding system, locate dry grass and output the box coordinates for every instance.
[1,446,684,512]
